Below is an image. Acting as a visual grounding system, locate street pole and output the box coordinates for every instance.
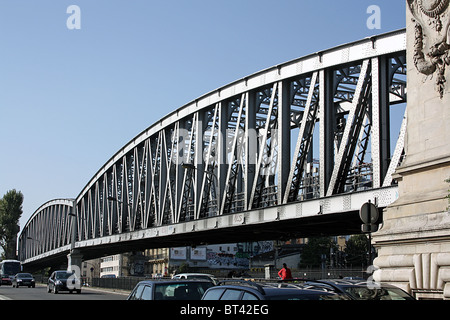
[67,198,82,275]
[70,198,77,252]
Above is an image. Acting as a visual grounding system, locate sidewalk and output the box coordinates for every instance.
[82,285,131,296]
[38,282,131,296]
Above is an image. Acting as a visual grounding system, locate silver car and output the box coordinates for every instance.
[12,273,35,288]
[47,270,81,294]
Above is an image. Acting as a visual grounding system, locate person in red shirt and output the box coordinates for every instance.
[278,263,293,280]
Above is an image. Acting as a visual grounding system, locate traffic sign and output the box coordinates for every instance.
[359,201,379,224]
[361,223,378,233]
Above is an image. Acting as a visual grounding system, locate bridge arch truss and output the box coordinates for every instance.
[19,29,407,265]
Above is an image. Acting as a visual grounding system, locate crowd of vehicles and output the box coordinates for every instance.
[0,261,415,300]
[302,278,415,300]
[1,259,81,294]
[127,273,415,300]
[201,280,348,300]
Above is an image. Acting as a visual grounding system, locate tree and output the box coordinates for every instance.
[0,189,24,259]
[299,237,337,268]
[345,234,370,268]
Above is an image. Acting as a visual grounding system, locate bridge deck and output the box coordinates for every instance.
[22,186,396,269]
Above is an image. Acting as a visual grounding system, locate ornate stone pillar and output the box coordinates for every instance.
[372,0,450,300]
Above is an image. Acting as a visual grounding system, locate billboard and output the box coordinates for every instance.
[190,247,206,261]
[170,247,187,260]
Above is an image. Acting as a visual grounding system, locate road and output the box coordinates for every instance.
[0,284,128,300]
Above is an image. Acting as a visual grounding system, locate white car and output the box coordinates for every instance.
[172,273,217,284]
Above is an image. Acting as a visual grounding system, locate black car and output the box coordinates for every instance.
[202,280,348,300]
[304,279,415,300]
[12,273,35,288]
[47,270,81,294]
[127,279,214,300]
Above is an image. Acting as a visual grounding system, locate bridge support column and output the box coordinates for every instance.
[67,249,83,277]
[372,1,450,300]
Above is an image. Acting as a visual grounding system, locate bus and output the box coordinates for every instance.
[0,260,22,285]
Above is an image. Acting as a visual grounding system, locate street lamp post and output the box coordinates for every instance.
[67,198,83,276]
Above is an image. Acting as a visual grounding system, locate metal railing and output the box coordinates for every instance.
[91,276,151,291]
[87,268,369,291]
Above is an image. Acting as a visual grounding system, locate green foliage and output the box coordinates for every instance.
[299,237,337,268]
[0,189,24,259]
[299,235,371,269]
[345,234,369,267]
[177,262,190,273]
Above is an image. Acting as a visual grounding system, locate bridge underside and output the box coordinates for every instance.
[80,209,367,254]
[22,210,365,272]
[22,187,392,271]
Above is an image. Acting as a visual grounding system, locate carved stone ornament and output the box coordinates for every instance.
[408,0,450,98]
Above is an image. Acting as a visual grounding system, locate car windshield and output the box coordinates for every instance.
[3,262,21,276]
[55,272,75,279]
[343,286,413,300]
[154,282,213,300]
[17,273,32,278]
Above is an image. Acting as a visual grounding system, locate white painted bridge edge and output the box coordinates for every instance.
[22,186,397,265]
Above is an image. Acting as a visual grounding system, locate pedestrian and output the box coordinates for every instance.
[278,263,293,280]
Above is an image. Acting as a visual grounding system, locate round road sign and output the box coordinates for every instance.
[359,202,379,224]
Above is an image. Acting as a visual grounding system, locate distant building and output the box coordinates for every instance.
[97,237,351,278]
[82,258,100,282]
[146,248,169,276]
[99,254,122,278]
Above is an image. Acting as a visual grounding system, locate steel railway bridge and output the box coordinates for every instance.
[19,29,407,270]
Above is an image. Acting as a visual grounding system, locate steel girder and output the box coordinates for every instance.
[18,199,74,262]
[19,29,407,263]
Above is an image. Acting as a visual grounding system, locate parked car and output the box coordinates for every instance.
[304,279,415,300]
[172,273,218,284]
[12,273,35,288]
[127,279,214,300]
[202,280,348,300]
[47,270,81,294]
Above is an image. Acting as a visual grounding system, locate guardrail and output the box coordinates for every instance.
[88,269,369,291]
[91,277,150,291]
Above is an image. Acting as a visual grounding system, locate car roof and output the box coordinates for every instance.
[209,280,340,297]
[135,279,214,285]
[174,273,215,277]
[262,285,336,296]
[205,284,344,300]
[311,279,399,288]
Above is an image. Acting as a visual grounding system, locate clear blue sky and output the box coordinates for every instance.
[0,0,406,231]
